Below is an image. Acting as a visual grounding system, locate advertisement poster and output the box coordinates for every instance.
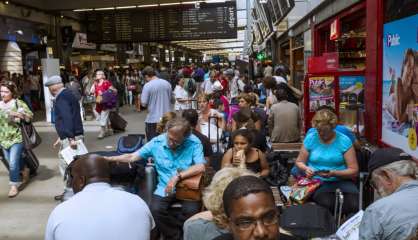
[309,76,335,112]
[382,13,418,157]
[339,76,365,108]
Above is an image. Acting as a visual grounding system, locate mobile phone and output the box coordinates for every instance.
[315,170,330,175]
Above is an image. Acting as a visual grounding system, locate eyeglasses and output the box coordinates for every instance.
[232,211,278,231]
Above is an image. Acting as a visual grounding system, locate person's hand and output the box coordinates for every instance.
[69,139,77,150]
[53,138,61,149]
[318,171,334,178]
[8,111,24,119]
[304,167,315,178]
[165,175,180,195]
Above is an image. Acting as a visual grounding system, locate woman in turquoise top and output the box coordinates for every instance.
[0,81,33,197]
[295,108,359,215]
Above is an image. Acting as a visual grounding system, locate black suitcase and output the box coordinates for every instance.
[0,148,39,175]
[280,203,336,238]
[109,111,127,132]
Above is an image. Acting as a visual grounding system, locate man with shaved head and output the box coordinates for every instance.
[45,154,154,240]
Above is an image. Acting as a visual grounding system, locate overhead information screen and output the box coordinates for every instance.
[86,2,237,43]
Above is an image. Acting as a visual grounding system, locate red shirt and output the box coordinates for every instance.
[94,80,112,113]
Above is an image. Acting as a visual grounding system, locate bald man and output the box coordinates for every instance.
[45,154,154,240]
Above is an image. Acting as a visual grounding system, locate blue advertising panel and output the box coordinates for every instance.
[381,13,418,156]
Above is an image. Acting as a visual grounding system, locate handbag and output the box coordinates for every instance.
[15,101,41,150]
[176,172,204,201]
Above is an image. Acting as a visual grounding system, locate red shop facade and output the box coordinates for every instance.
[303,0,418,157]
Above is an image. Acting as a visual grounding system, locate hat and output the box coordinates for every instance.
[44,75,62,87]
[368,147,412,174]
[212,81,223,91]
[223,69,234,76]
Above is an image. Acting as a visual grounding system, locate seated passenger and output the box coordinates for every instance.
[214,176,280,240]
[237,93,266,131]
[198,93,225,151]
[106,117,206,240]
[156,111,177,134]
[359,148,418,240]
[268,88,301,143]
[45,154,154,240]
[183,167,255,240]
[229,108,268,152]
[295,109,359,215]
[222,129,269,177]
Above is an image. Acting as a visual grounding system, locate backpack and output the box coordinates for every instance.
[185,78,196,95]
[117,134,145,154]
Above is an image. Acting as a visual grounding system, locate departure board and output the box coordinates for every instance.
[86,2,237,43]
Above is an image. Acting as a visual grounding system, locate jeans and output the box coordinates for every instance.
[2,143,24,185]
[312,181,359,215]
[145,123,158,142]
[151,194,201,239]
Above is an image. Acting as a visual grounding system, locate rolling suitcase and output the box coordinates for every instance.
[109,111,127,132]
[207,116,223,171]
[142,158,157,205]
[0,148,39,175]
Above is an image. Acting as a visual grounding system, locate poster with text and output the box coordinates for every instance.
[382,13,418,157]
[309,76,335,112]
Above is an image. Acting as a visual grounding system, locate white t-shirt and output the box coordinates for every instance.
[174,85,189,110]
[230,76,240,99]
[201,79,214,95]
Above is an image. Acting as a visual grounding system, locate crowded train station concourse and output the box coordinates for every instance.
[0,0,417,239]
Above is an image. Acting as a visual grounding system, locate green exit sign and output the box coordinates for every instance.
[256,52,266,61]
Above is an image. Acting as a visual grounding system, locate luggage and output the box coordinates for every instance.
[207,116,223,171]
[109,111,127,132]
[116,134,145,154]
[143,160,157,205]
[0,148,39,175]
[92,151,143,186]
[280,203,336,238]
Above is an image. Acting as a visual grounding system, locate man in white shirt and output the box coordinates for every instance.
[45,154,154,240]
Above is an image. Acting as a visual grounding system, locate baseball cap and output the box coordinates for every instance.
[44,75,62,87]
[368,147,412,174]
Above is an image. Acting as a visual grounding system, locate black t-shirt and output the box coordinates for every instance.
[192,130,213,158]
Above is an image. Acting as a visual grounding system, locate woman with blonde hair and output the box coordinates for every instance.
[295,108,359,215]
[183,167,256,240]
[156,111,177,134]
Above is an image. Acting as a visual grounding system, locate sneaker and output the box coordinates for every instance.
[8,186,19,198]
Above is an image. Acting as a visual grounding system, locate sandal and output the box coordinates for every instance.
[8,186,19,198]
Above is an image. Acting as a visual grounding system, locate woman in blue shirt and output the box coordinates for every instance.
[295,109,359,215]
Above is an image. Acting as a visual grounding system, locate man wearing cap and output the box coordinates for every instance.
[359,147,418,240]
[45,75,84,201]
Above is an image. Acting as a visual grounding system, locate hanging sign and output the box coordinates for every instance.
[330,19,340,41]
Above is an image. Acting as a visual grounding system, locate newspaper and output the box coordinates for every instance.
[336,210,364,240]
[60,140,88,165]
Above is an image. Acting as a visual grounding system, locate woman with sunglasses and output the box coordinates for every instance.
[295,108,359,215]
[0,81,33,197]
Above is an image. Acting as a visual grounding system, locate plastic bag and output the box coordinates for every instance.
[290,177,321,204]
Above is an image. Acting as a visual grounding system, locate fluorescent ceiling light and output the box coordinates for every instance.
[205,0,226,3]
[138,4,158,7]
[182,1,204,4]
[116,6,137,9]
[73,8,94,12]
[95,7,115,11]
[159,2,181,6]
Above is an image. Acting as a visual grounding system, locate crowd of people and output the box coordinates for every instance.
[1,62,418,240]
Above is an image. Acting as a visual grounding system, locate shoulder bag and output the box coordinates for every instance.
[15,100,41,150]
[176,172,204,201]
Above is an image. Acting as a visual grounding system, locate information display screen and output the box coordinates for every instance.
[86,2,237,43]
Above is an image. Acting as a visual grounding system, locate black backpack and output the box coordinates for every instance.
[186,78,196,95]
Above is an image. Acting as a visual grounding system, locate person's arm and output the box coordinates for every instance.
[258,151,269,177]
[221,149,233,168]
[140,85,149,107]
[165,163,206,194]
[295,145,314,178]
[330,147,358,179]
[359,208,383,240]
[105,151,141,163]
